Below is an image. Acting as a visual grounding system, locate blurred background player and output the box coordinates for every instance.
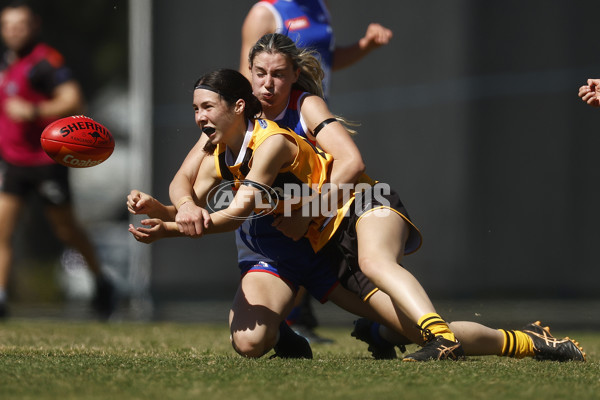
[0,0,116,319]
[238,0,393,341]
[578,78,600,107]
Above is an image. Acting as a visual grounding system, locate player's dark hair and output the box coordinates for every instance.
[249,33,324,98]
[194,69,263,153]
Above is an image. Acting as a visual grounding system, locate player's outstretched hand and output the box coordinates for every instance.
[359,23,393,52]
[175,202,211,237]
[128,190,161,216]
[578,78,600,107]
[128,219,167,244]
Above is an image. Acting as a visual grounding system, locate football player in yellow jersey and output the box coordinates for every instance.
[128,67,586,362]
[129,68,463,360]
[194,69,463,361]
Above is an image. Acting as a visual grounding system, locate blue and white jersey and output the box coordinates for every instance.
[270,89,310,138]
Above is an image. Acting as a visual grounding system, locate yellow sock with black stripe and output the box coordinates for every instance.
[498,329,534,358]
[418,313,456,342]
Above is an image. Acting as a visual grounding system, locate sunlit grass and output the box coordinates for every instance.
[0,320,598,400]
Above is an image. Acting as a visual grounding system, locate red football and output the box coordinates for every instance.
[40,115,115,168]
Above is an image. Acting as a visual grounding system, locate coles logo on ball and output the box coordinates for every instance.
[57,152,110,168]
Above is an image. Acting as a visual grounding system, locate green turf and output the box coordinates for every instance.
[0,320,598,400]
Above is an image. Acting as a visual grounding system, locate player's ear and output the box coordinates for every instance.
[234,99,245,115]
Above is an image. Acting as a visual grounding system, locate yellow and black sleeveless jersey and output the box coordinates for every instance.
[214,118,375,252]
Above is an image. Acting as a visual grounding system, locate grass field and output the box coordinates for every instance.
[1,319,599,400]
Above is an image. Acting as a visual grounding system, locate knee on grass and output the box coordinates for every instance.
[231,329,276,358]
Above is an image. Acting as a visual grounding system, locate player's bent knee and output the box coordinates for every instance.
[231,330,273,358]
[357,255,382,279]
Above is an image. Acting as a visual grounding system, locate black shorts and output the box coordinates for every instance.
[327,184,422,301]
[0,161,72,206]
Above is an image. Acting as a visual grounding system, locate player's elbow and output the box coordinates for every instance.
[354,159,366,176]
[346,159,366,182]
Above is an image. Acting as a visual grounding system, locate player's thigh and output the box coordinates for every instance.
[229,271,296,333]
[355,210,410,264]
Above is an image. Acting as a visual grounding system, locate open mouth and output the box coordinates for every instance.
[202,126,216,136]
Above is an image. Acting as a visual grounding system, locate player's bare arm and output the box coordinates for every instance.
[127,190,177,220]
[239,3,276,81]
[129,148,221,243]
[170,134,212,236]
[169,134,209,206]
[204,133,296,234]
[4,80,83,122]
[144,133,297,238]
[332,23,393,71]
[274,95,365,240]
[302,95,365,184]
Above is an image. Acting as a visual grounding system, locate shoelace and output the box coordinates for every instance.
[417,326,436,344]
